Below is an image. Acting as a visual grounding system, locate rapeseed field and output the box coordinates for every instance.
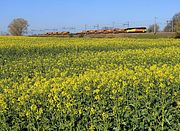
[0,36,179,130]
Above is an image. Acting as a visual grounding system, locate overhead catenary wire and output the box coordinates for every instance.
[26,17,176,35]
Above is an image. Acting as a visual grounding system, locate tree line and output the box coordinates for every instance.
[148,12,180,35]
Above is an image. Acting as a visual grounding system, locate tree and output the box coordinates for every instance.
[175,19,180,38]
[164,21,173,32]
[174,15,180,34]
[148,24,160,33]
[176,19,180,33]
[164,12,180,32]
[8,18,28,36]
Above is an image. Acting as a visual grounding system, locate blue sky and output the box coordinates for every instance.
[0,0,180,33]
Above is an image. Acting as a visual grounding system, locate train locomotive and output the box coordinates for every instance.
[125,27,147,33]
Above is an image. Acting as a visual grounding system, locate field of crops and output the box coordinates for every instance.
[0,36,180,130]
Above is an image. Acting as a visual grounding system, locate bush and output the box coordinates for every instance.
[79,33,84,38]
[175,33,180,38]
[69,34,74,37]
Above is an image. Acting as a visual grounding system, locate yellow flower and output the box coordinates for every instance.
[89,124,95,131]
[176,102,180,108]
[93,89,100,94]
[30,104,37,111]
[25,111,31,118]
[84,86,91,91]
[90,108,95,115]
[95,95,100,100]
[102,112,108,121]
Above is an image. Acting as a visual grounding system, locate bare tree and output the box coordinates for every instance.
[164,21,173,32]
[172,13,180,38]
[148,24,160,33]
[164,12,180,32]
[176,19,180,33]
[175,19,180,38]
[8,18,28,36]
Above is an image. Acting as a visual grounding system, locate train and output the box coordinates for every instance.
[79,27,147,34]
[43,27,147,36]
[45,31,70,36]
[125,27,147,33]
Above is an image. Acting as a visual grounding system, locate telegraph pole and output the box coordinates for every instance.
[166,20,170,32]
[172,19,174,32]
[85,24,87,31]
[154,17,157,35]
[166,20,169,27]
[94,24,99,30]
[123,21,130,28]
[97,24,99,30]
[85,24,87,35]
[112,22,115,29]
